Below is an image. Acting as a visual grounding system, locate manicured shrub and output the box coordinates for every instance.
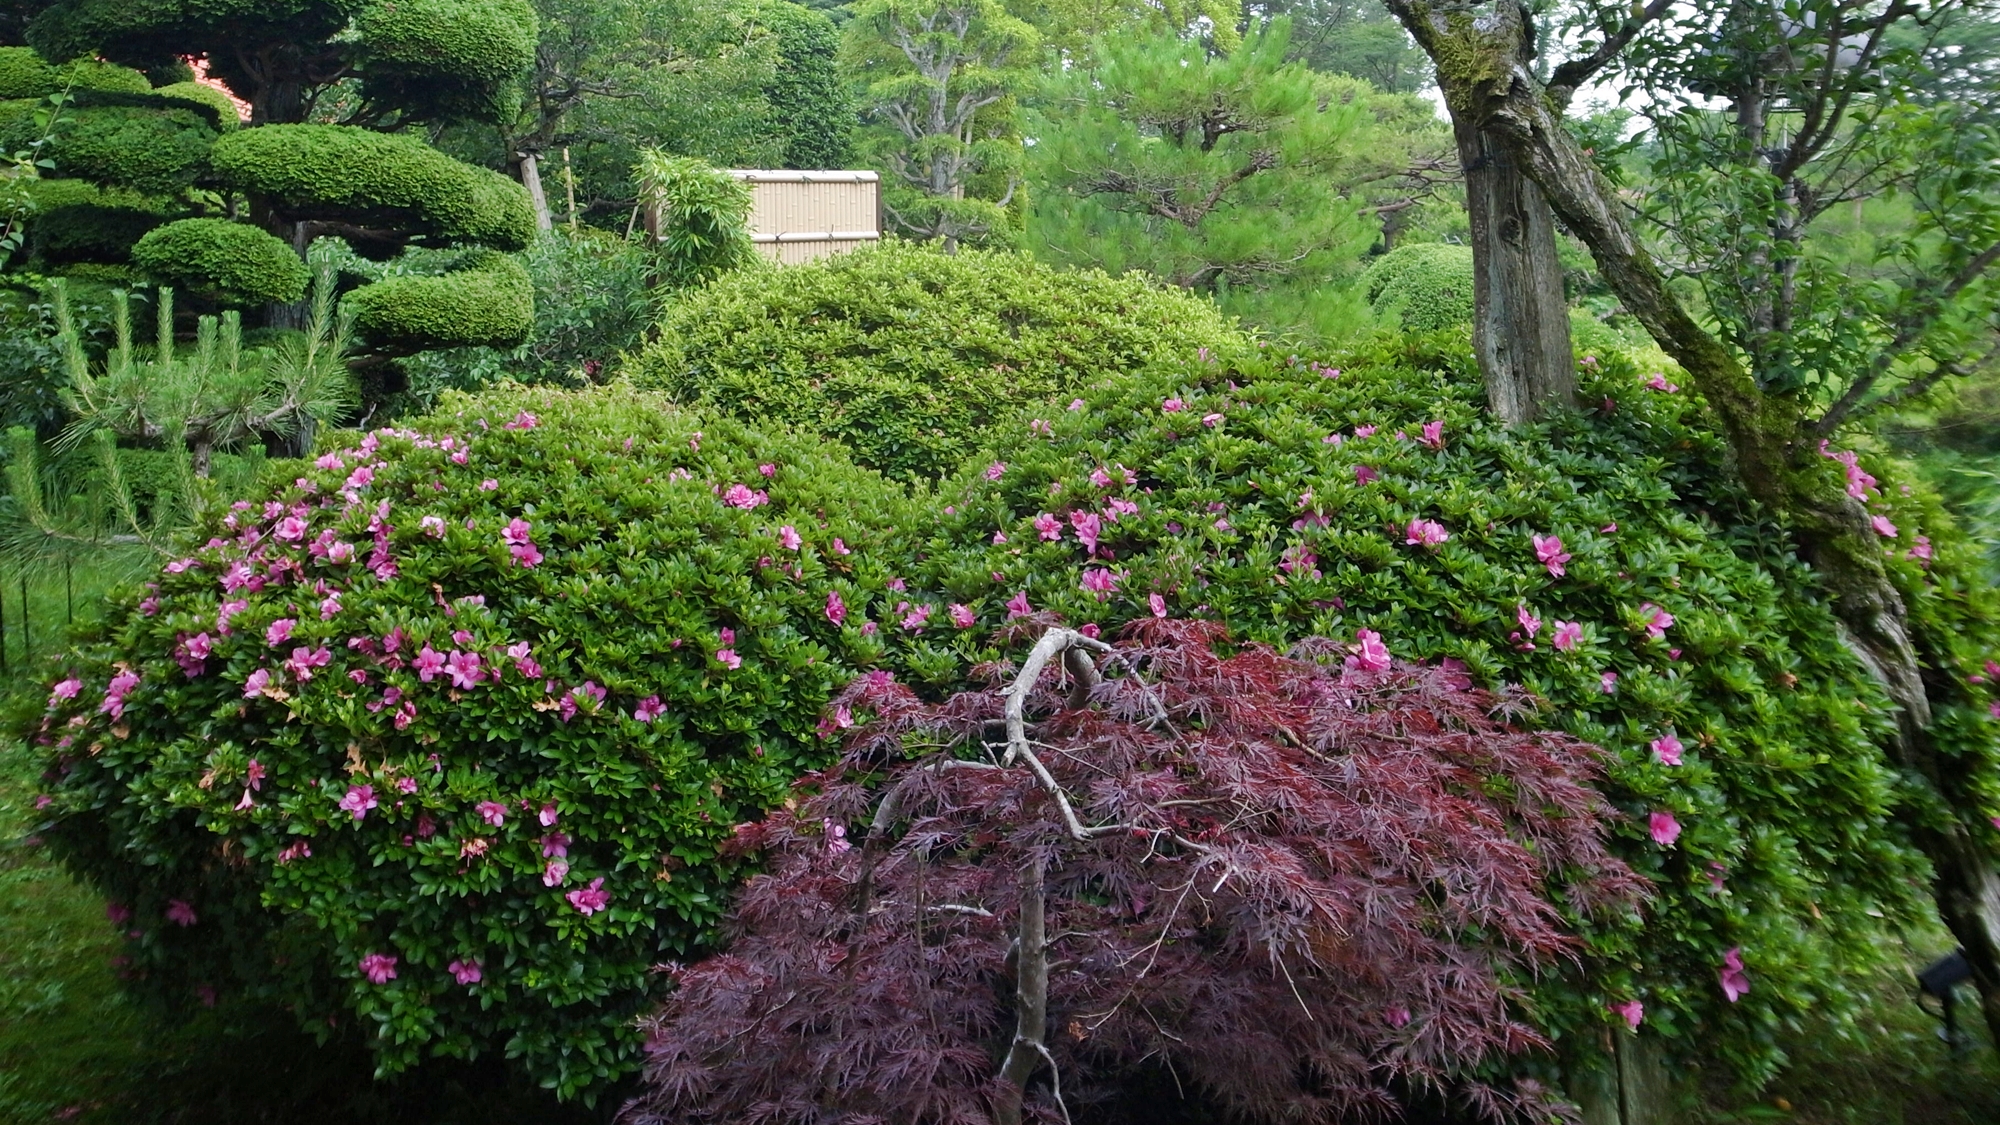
[633,622,1644,1122]
[209,124,536,251]
[17,384,923,1098]
[153,80,241,129]
[750,0,853,169]
[25,178,175,262]
[6,102,217,194]
[907,340,1946,1078]
[131,218,312,305]
[1364,242,1475,332]
[627,239,1246,482]
[0,48,151,99]
[343,250,534,352]
[356,0,537,123]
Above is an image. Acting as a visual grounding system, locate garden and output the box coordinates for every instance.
[3,1,2000,1123]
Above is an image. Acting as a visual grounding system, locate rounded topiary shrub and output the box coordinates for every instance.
[17,384,924,1098]
[626,239,1248,482]
[903,340,1966,1077]
[1363,242,1474,332]
[132,218,311,305]
[26,178,175,262]
[0,47,151,98]
[356,0,538,121]
[11,103,218,195]
[153,81,242,129]
[209,124,536,251]
[343,250,534,352]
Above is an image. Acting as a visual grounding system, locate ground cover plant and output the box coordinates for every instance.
[9,384,929,1098]
[627,621,1644,1124]
[895,337,1996,1079]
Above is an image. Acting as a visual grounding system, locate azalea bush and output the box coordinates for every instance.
[895,338,1976,1078]
[630,621,1644,1123]
[14,384,926,1098]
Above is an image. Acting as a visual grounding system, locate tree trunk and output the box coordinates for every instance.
[992,852,1047,1125]
[518,152,555,232]
[1455,113,1577,424]
[1384,0,2000,1052]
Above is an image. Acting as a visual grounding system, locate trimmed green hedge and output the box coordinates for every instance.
[1363,242,1475,332]
[627,240,1246,482]
[0,47,152,99]
[356,0,537,123]
[5,103,218,195]
[153,81,241,129]
[209,125,535,250]
[131,218,311,305]
[343,250,534,351]
[23,178,175,262]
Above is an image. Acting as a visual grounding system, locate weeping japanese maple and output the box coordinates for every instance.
[624,621,1647,1124]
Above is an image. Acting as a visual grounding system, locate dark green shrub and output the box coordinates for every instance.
[25,178,175,262]
[343,250,533,352]
[18,383,921,1098]
[6,103,218,195]
[627,239,1246,481]
[131,218,311,305]
[356,0,537,123]
[0,48,151,99]
[907,340,1962,1078]
[209,125,536,251]
[1363,242,1474,331]
[152,80,241,129]
[751,0,853,169]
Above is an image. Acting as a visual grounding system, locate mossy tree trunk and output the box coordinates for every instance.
[1384,0,2000,1052]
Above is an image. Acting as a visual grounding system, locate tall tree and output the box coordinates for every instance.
[1382,0,2000,1048]
[842,0,1038,247]
[1246,0,1426,92]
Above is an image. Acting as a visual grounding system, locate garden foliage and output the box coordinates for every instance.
[1362,242,1475,332]
[903,339,1981,1075]
[131,218,311,306]
[628,240,1245,481]
[630,621,1644,1123]
[16,385,922,1098]
[343,249,535,353]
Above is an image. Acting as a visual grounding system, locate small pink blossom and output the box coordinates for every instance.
[634,695,666,722]
[1651,734,1684,766]
[543,858,570,886]
[1719,948,1750,1002]
[421,515,446,538]
[1201,412,1224,428]
[1354,425,1378,439]
[1645,372,1680,393]
[445,650,483,689]
[476,801,508,827]
[539,804,559,828]
[339,785,378,821]
[824,819,852,854]
[414,646,447,682]
[1150,593,1167,618]
[832,538,850,555]
[898,602,933,630]
[1029,418,1052,436]
[1071,510,1102,552]
[48,677,82,707]
[277,840,311,864]
[243,668,272,699]
[985,462,1007,481]
[1068,398,1085,411]
[1611,999,1644,1030]
[479,479,498,491]
[274,515,307,542]
[541,831,570,857]
[1639,603,1674,639]
[1417,420,1444,449]
[567,877,610,916]
[1034,513,1062,541]
[1006,591,1033,618]
[1871,515,1898,538]
[1552,620,1583,651]
[266,618,296,647]
[448,959,482,985]
[1516,604,1542,642]
[1161,398,1185,413]
[1081,568,1119,597]
[507,410,539,430]
[1648,811,1681,846]
[1601,671,1618,694]
[825,590,848,625]
[1384,1006,1411,1028]
[1533,534,1571,578]
[1404,518,1448,547]
[166,899,197,927]
[716,648,742,670]
[1354,465,1379,485]
[1346,628,1391,674]
[948,604,976,628]
[778,525,802,551]
[359,953,398,984]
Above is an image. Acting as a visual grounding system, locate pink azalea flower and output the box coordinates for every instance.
[539,804,559,828]
[421,515,446,538]
[359,953,397,985]
[166,899,197,926]
[319,594,342,620]
[1708,861,1728,892]
[1068,398,1085,411]
[1149,592,1168,618]
[1552,620,1583,651]
[1404,518,1448,547]
[1071,510,1102,552]
[105,901,131,925]
[634,695,665,722]
[723,484,769,509]
[243,668,272,699]
[1029,418,1052,436]
[825,590,848,626]
[266,618,296,647]
[1601,671,1619,694]
[716,648,742,670]
[502,517,533,546]
[1651,733,1684,766]
[832,538,851,556]
[1417,420,1445,449]
[1639,603,1674,639]
[339,784,377,821]
[396,776,416,794]
[1324,432,1344,446]
[1645,372,1680,393]
[543,858,570,886]
[479,478,498,491]
[1080,568,1119,597]
[1384,1006,1411,1028]
[948,604,976,628]
[100,669,140,720]
[327,540,355,564]
[1161,397,1185,413]
[1346,628,1392,674]
[1909,535,1933,562]
[476,801,507,827]
[48,677,82,707]
[348,466,377,490]
[508,411,539,430]
[1871,515,1898,538]
[541,832,570,858]
[444,650,483,689]
[1516,604,1542,641]
[1611,999,1644,1030]
[448,958,482,985]
[1719,948,1750,1002]
[1354,465,1379,485]
[1649,811,1681,847]
[277,840,311,863]
[1201,412,1224,428]
[414,646,447,682]
[758,461,776,478]
[567,877,610,915]
[1006,591,1033,618]
[1034,513,1063,541]
[284,645,331,681]
[985,462,1007,481]
[275,515,307,542]
[778,525,802,550]
[898,602,933,630]
[1533,534,1571,577]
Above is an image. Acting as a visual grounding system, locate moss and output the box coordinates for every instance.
[131,219,311,305]
[343,250,533,351]
[209,124,535,250]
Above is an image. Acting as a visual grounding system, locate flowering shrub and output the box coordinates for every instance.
[905,338,1953,1077]
[629,621,1644,1122]
[14,385,924,1098]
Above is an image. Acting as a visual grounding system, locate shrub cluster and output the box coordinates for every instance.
[152,80,241,129]
[343,250,535,352]
[5,102,218,195]
[628,240,1245,481]
[0,47,151,99]
[19,384,926,1097]
[209,125,536,252]
[132,218,311,305]
[355,0,538,123]
[1363,242,1475,331]
[24,178,175,263]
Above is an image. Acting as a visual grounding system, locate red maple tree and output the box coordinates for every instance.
[624,620,1646,1125]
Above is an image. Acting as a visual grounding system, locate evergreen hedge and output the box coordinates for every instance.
[131,218,311,305]
[355,0,538,123]
[4,103,217,195]
[343,250,534,352]
[1364,242,1476,332]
